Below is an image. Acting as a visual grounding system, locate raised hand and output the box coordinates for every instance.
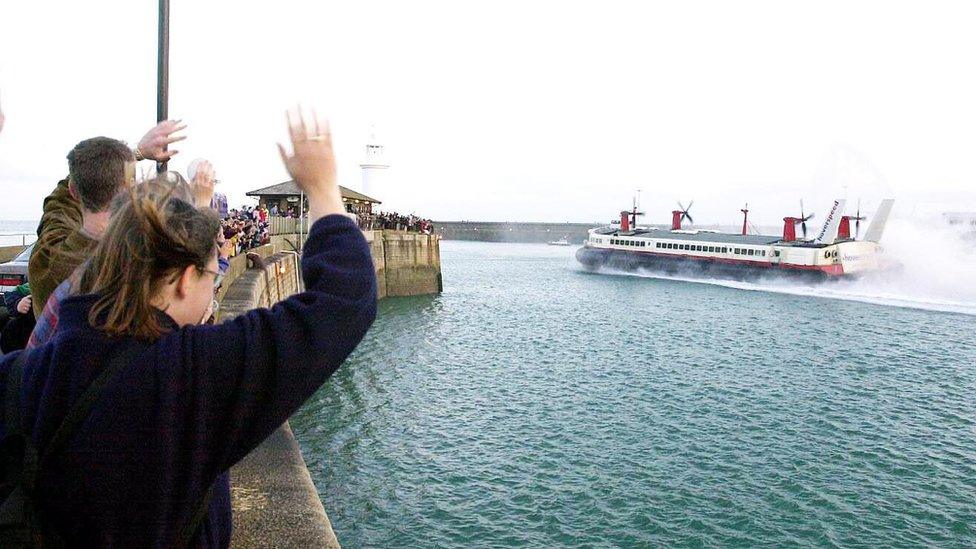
[136,120,187,161]
[189,159,216,209]
[17,295,32,315]
[277,106,343,222]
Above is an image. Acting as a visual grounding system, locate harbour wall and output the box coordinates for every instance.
[219,229,441,547]
[433,221,597,244]
[218,248,341,548]
[367,230,443,298]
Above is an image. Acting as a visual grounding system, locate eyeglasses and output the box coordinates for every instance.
[198,267,221,284]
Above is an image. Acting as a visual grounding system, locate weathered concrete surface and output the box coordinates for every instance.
[229,424,340,549]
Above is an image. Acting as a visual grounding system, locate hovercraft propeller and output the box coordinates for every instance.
[799,200,815,239]
[677,200,694,225]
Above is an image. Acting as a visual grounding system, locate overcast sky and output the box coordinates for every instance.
[1,0,975,228]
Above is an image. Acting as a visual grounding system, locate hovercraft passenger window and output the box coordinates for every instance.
[775,250,781,257]
[747,249,754,256]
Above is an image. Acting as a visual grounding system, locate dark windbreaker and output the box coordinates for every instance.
[0,214,377,547]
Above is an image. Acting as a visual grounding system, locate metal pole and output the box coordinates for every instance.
[299,192,305,249]
[156,0,170,174]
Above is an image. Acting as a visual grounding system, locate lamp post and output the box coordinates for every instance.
[156,0,170,173]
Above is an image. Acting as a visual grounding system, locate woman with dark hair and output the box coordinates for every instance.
[0,109,377,547]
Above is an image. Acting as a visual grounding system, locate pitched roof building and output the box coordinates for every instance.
[246,181,381,215]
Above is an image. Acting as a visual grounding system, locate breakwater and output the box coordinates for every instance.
[217,229,441,547]
[433,221,598,244]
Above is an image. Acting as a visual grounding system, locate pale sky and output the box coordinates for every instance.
[1,0,975,228]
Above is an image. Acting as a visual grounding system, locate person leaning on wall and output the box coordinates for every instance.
[0,107,377,547]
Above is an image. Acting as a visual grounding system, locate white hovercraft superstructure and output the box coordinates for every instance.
[575,199,896,280]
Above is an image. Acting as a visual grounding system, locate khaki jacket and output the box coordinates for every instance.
[27,179,96,317]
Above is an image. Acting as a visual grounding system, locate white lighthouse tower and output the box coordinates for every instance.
[359,126,390,207]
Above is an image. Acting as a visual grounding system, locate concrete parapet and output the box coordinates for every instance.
[218,252,340,548]
[229,424,339,549]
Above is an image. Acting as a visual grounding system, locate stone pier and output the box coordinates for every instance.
[218,229,441,548]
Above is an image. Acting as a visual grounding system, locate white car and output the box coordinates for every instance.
[0,243,33,293]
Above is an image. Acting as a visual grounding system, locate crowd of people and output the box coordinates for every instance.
[365,211,434,233]
[0,101,377,547]
[222,206,271,256]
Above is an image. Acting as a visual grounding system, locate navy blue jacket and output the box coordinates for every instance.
[0,215,377,547]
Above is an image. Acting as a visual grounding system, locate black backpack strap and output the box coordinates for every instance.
[177,484,215,548]
[3,351,30,438]
[21,340,145,497]
[8,342,214,547]
[37,341,145,468]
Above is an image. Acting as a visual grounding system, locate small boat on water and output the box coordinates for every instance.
[576,198,897,281]
[548,236,571,246]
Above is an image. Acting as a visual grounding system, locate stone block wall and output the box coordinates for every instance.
[366,230,442,298]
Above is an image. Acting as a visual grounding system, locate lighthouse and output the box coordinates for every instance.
[359,127,389,207]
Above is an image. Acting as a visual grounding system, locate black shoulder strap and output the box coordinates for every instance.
[9,342,213,547]
[39,341,145,466]
[177,484,214,548]
[3,351,30,438]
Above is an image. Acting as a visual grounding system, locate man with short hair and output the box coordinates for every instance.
[28,121,186,317]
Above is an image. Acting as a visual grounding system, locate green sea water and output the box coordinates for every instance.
[291,240,976,548]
